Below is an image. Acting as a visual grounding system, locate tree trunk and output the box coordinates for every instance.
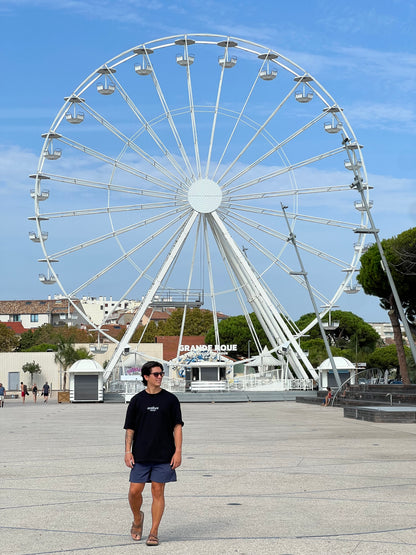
[388,293,410,384]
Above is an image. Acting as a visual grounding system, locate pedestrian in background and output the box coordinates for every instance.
[0,383,5,407]
[21,382,28,403]
[32,383,38,403]
[42,381,50,403]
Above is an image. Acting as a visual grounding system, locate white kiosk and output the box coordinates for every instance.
[69,359,104,403]
[318,356,356,389]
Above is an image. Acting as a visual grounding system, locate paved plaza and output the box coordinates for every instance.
[1,397,416,554]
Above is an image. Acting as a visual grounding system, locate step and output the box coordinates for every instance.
[344,406,416,423]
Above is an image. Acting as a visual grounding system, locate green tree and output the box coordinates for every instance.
[357,228,416,384]
[54,336,92,390]
[163,308,216,336]
[22,361,41,384]
[18,323,93,352]
[18,324,56,351]
[205,313,271,357]
[131,321,159,343]
[367,345,403,372]
[0,323,19,352]
[296,311,380,352]
[22,343,57,352]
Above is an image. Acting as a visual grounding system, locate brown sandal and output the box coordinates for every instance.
[146,534,159,546]
[130,511,144,541]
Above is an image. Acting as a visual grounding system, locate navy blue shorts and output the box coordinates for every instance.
[130,462,177,484]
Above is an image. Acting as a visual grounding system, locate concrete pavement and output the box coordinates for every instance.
[1,396,416,554]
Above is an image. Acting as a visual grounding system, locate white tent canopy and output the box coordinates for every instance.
[246,347,281,368]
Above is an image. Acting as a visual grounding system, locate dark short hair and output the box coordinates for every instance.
[141,361,164,385]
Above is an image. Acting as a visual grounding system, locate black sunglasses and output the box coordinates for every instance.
[150,372,165,378]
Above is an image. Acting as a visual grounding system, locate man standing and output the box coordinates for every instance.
[42,381,50,403]
[124,361,183,546]
[0,383,5,407]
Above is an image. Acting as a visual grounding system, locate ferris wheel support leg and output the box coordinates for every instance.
[103,212,198,383]
[209,212,317,380]
[281,204,342,388]
[352,176,416,367]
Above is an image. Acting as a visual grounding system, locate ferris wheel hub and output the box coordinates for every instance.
[187,178,222,213]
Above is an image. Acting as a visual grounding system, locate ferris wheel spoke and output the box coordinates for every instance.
[221,110,328,189]
[228,203,359,230]
[225,146,346,195]
[36,173,179,200]
[69,209,191,297]
[80,101,184,187]
[103,210,199,380]
[223,215,332,306]
[183,41,202,178]
[150,60,196,180]
[48,206,190,260]
[205,49,228,179]
[110,72,190,183]
[217,80,299,185]
[231,184,352,202]
[223,209,349,268]
[174,218,202,359]
[58,135,179,193]
[41,201,183,219]
[203,217,220,345]
[211,58,266,181]
[89,213,197,324]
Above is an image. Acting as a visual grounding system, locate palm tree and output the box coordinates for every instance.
[54,336,92,390]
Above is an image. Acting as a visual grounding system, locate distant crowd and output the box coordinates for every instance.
[0,381,51,406]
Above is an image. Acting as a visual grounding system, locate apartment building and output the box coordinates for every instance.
[0,298,87,330]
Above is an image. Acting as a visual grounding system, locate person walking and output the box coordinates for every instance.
[42,381,50,403]
[32,383,38,403]
[124,361,183,546]
[0,383,5,407]
[21,382,28,404]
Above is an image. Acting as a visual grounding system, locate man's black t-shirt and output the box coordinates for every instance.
[124,389,183,463]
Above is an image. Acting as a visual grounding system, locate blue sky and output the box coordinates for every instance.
[0,0,415,325]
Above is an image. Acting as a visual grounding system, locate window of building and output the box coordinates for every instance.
[30,314,39,322]
[11,314,21,322]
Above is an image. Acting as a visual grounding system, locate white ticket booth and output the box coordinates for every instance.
[69,359,104,402]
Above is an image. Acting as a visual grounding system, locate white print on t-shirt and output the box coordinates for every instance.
[147,406,159,412]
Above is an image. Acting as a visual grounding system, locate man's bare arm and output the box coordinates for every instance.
[170,424,183,469]
[124,429,135,468]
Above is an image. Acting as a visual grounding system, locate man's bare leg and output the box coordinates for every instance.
[129,482,145,540]
[149,482,165,539]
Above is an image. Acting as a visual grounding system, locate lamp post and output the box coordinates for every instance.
[247,340,251,358]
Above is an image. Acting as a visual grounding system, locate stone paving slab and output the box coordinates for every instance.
[1,397,416,554]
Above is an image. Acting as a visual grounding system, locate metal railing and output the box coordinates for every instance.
[331,368,389,406]
[108,374,313,398]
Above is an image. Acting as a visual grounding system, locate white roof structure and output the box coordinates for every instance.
[246,347,280,367]
[69,359,104,373]
[317,357,355,371]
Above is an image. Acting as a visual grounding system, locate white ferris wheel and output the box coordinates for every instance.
[30,34,371,381]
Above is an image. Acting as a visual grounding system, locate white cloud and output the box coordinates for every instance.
[345,102,416,134]
[0,145,38,195]
[367,171,416,238]
[334,46,416,91]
